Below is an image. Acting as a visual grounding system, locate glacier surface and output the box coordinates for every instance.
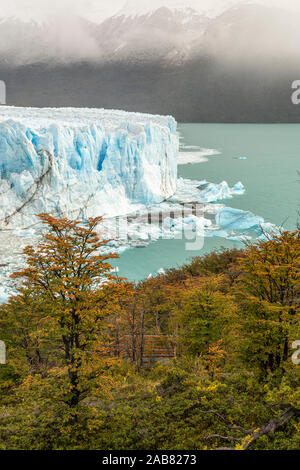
[0,106,178,228]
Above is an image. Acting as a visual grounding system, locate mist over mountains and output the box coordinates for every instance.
[1,2,300,122]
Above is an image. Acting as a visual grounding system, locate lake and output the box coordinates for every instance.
[114,123,300,282]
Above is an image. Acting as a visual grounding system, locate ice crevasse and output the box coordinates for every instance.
[0,107,178,228]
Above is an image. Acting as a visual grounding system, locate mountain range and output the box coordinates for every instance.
[0,2,300,122]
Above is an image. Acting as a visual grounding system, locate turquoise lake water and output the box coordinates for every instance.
[114,124,300,282]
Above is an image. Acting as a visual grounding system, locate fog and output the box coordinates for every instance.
[1,1,300,121]
[2,0,300,22]
[1,0,300,65]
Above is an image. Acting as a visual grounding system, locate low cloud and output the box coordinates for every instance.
[1,1,300,66]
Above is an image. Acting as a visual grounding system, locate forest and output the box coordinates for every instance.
[0,214,299,450]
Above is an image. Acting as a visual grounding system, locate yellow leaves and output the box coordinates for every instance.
[234,428,260,451]
[147,385,155,395]
[265,376,300,409]
[196,380,226,394]
[206,340,226,359]
[293,421,300,433]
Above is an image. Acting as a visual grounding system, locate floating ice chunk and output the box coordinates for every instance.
[117,246,128,254]
[206,229,229,238]
[200,181,231,202]
[157,268,166,275]
[169,177,204,203]
[231,182,245,195]
[178,148,221,165]
[199,181,245,203]
[178,152,208,164]
[163,215,211,234]
[216,207,264,231]
[110,266,119,274]
[169,178,244,205]
[227,235,252,242]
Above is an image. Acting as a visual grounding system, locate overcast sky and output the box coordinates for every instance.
[2,0,300,23]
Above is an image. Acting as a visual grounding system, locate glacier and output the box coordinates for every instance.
[0,106,277,302]
[0,106,178,228]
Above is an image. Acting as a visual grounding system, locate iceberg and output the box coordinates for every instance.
[199,181,245,203]
[157,268,166,276]
[178,151,209,164]
[216,207,264,231]
[162,215,212,234]
[232,182,245,195]
[169,178,245,205]
[0,106,179,228]
[205,229,229,238]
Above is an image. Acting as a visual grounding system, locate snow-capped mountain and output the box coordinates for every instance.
[114,0,239,19]
[1,2,299,66]
[116,0,202,17]
[91,6,209,65]
[0,5,209,66]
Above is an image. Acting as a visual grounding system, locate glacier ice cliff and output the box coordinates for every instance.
[0,106,178,228]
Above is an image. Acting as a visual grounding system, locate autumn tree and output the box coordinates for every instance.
[0,290,54,378]
[108,281,153,369]
[237,230,300,374]
[167,276,238,361]
[8,214,121,413]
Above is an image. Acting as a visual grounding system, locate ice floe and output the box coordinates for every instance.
[216,207,264,231]
[178,148,221,165]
